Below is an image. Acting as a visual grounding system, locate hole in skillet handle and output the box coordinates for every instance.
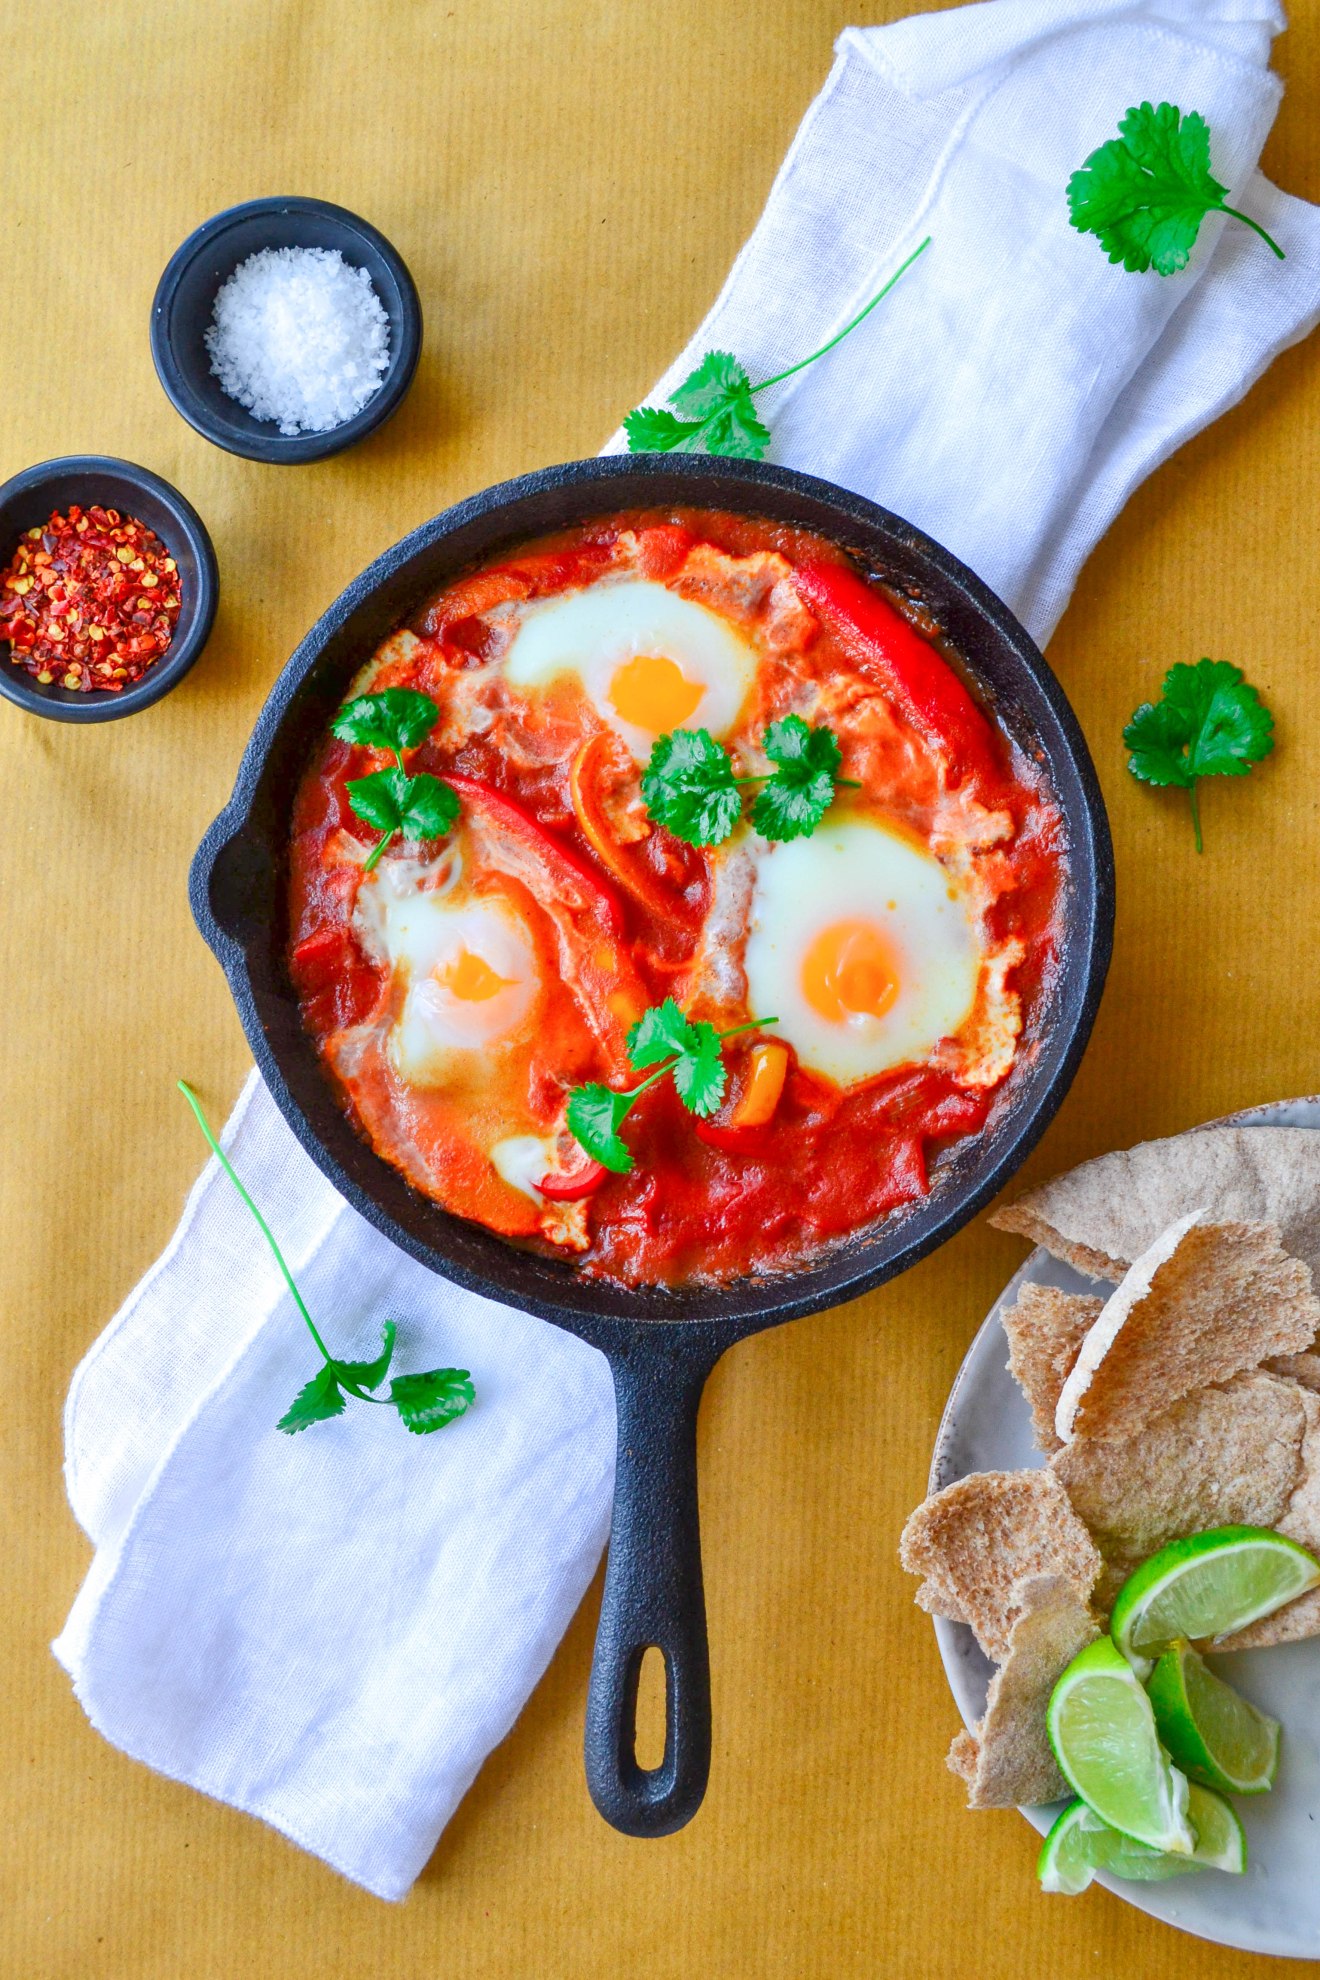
[633,1646,668,1772]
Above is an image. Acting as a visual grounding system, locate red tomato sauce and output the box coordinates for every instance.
[287,507,1066,1289]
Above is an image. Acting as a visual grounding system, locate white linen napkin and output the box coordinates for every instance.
[56,0,1320,1902]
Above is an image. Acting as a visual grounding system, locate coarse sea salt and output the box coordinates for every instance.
[205,245,391,438]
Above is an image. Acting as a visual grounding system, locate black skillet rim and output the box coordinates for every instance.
[191,453,1114,1345]
[150,195,423,465]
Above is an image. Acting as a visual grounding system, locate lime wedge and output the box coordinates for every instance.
[1147,1642,1280,1795]
[1047,1636,1194,1853]
[1038,1784,1246,1895]
[1111,1527,1320,1670]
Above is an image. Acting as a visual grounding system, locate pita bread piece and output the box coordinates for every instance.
[1218,1385,1320,1650]
[990,1125,1320,1283]
[900,1469,1101,1662]
[1053,1215,1319,1446]
[1052,1372,1309,1590]
[1001,1284,1103,1453]
[1266,1350,1320,1392]
[947,1573,1099,1808]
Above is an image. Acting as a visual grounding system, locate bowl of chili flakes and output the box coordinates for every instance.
[0,455,218,724]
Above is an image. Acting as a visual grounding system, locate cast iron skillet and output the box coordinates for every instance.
[190,454,1114,1838]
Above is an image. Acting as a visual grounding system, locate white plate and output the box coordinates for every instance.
[930,1098,1320,1959]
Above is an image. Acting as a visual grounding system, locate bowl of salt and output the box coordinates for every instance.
[151,197,423,464]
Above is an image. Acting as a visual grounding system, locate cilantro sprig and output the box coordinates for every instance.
[1068,102,1284,276]
[1123,659,1274,852]
[642,715,856,848]
[624,236,931,459]
[179,1082,475,1435]
[333,687,459,873]
[567,1000,777,1174]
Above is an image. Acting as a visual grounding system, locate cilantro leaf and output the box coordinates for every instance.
[1162,660,1275,778]
[623,239,932,458]
[627,997,700,1070]
[278,1363,346,1434]
[347,765,459,870]
[669,351,750,420]
[763,712,842,779]
[347,765,414,833]
[397,772,460,841]
[700,383,772,460]
[643,719,850,846]
[623,376,769,460]
[626,353,772,462]
[621,406,707,453]
[667,353,772,459]
[751,715,844,842]
[333,687,440,754]
[1123,698,1191,788]
[179,1083,474,1442]
[567,1082,636,1174]
[566,1009,777,1172]
[1068,102,1284,275]
[669,1020,726,1117]
[1123,658,1274,850]
[389,1367,475,1435]
[334,1320,397,1393]
[642,729,743,846]
[626,1000,725,1116]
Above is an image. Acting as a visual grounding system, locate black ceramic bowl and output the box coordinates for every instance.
[0,456,219,724]
[191,454,1114,1836]
[151,197,423,465]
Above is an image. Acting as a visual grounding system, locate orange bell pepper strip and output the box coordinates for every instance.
[444,771,626,939]
[694,1041,791,1153]
[569,732,684,921]
[729,1041,789,1127]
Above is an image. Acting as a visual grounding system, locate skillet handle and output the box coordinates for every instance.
[584,1329,724,1836]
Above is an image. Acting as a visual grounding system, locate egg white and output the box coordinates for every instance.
[743,819,981,1086]
[501,577,756,760]
[355,858,538,1084]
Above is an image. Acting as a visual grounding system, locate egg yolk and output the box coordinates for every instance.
[801,919,901,1024]
[608,653,703,734]
[439,948,514,1002]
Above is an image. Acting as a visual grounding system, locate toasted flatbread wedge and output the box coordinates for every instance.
[1266,1350,1320,1392]
[900,1469,1101,1662]
[1053,1215,1319,1446]
[991,1125,1320,1285]
[1278,1387,1320,1556]
[1001,1284,1103,1453]
[1218,1386,1320,1649]
[1052,1372,1309,1586]
[946,1573,1099,1808]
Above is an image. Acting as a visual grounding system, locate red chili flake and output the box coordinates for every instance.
[0,504,183,692]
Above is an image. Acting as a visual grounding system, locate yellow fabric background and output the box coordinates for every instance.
[3,0,1319,1972]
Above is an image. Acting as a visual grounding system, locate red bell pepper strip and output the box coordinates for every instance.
[537,1157,608,1201]
[290,925,355,998]
[290,926,380,1030]
[634,523,694,581]
[792,561,1000,781]
[443,772,626,939]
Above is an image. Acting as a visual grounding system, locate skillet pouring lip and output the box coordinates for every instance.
[189,454,1114,1342]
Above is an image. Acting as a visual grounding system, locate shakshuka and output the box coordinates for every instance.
[288,508,1065,1288]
